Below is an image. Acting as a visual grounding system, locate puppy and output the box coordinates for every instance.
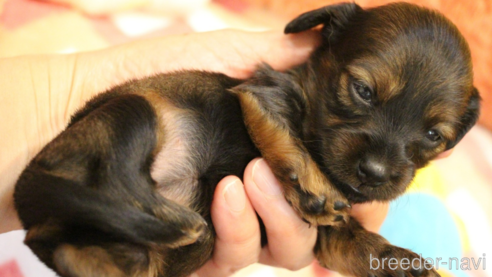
[14,2,480,277]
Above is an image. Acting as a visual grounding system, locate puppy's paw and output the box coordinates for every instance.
[363,245,439,277]
[286,168,350,227]
[150,200,209,249]
[165,214,208,249]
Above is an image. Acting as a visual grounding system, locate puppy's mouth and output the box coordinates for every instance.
[328,171,413,204]
[323,162,413,203]
[327,174,370,203]
[346,183,362,193]
[348,182,379,193]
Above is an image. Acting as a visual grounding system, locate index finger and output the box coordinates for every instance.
[225,30,321,78]
[86,29,321,95]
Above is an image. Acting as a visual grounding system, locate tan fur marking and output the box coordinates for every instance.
[140,91,169,156]
[424,103,462,145]
[54,243,167,277]
[325,114,347,127]
[165,224,204,249]
[141,91,199,208]
[237,92,349,226]
[434,123,456,142]
[347,60,405,104]
[338,73,357,109]
[425,102,461,124]
[25,223,61,242]
[141,248,167,277]
[54,245,125,277]
[346,66,374,89]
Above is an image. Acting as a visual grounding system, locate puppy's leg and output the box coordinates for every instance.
[15,94,208,276]
[54,245,126,277]
[23,222,66,271]
[25,223,163,277]
[233,67,350,226]
[316,218,439,277]
[21,179,208,277]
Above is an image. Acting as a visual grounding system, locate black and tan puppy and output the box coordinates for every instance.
[14,2,480,277]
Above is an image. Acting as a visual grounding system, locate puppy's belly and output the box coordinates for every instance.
[151,137,198,208]
[147,96,200,208]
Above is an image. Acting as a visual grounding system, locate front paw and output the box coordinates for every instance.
[285,171,350,227]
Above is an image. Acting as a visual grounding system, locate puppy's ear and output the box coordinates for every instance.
[284,3,361,39]
[446,88,481,149]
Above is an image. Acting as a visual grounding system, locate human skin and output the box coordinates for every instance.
[0,29,395,276]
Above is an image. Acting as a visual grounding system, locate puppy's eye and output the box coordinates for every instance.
[425,129,441,142]
[352,81,372,102]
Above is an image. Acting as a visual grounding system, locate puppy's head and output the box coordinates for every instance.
[287,3,480,203]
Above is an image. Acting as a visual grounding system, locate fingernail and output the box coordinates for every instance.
[223,179,246,213]
[252,159,283,197]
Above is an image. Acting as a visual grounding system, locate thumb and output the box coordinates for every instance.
[194,176,260,277]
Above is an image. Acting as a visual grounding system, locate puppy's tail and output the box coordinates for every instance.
[14,168,185,246]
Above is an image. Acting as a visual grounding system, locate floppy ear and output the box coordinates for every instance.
[446,88,481,149]
[284,3,362,40]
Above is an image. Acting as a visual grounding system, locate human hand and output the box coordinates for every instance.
[201,149,456,276]
[194,158,390,277]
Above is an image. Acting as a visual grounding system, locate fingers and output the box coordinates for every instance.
[196,158,319,276]
[226,30,321,78]
[85,29,321,98]
[252,30,321,72]
[350,201,389,233]
[244,158,317,270]
[196,159,390,277]
[194,176,261,277]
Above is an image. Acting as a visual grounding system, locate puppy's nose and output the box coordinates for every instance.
[358,157,390,186]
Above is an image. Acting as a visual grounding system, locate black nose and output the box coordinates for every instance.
[358,157,390,186]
